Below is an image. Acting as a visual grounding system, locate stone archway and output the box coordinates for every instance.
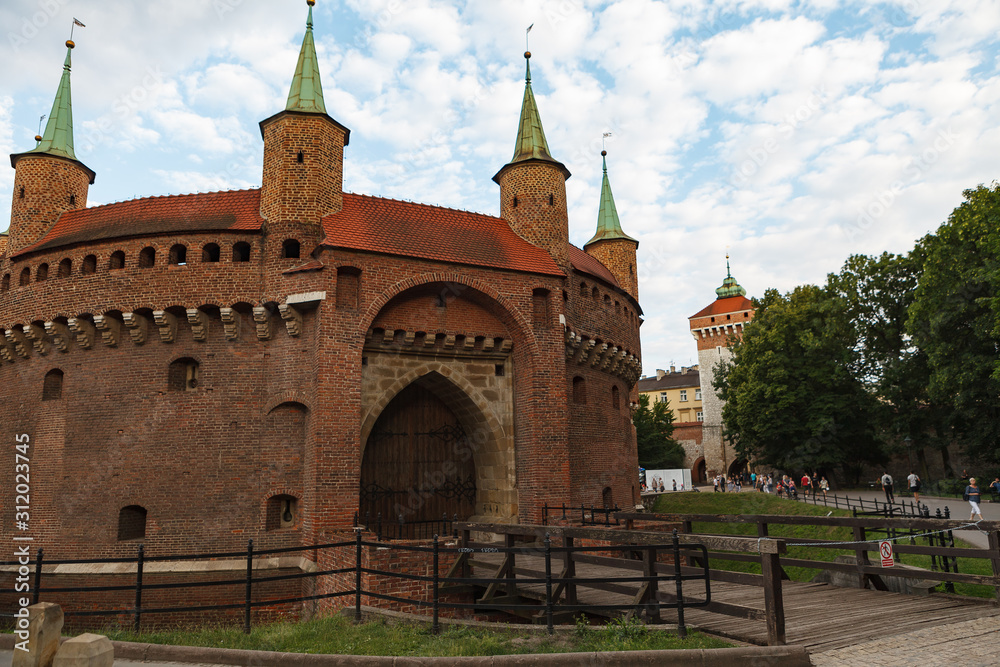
[692,457,707,484]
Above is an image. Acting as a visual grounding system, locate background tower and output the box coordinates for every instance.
[584,150,638,301]
[8,41,95,254]
[493,52,571,270]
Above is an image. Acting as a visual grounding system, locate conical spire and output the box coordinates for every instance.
[586,151,636,246]
[715,255,747,298]
[509,52,557,164]
[29,42,77,161]
[285,1,327,114]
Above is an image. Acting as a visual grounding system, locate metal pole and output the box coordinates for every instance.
[243,539,253,634]
[544,534,554,635]
[133,544,144,634]
[32,548,43,605]
[355,531,363,622]
[672,529,684,638]
[432,535,440,635]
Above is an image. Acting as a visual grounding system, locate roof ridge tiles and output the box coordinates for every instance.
[74,187,262,213]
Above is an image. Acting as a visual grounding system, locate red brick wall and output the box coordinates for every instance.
[584,239,639,303]
[8,156,91,254]
[496,162,569,269]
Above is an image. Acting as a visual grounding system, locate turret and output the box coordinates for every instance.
[493,52,571,270]
[259,0,350,247]
[8,40,95,255]
[583,151,638,301]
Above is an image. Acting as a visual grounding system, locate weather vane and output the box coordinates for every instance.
[69,17,85,42]
[526,23,533,51]
[602,132,612,151]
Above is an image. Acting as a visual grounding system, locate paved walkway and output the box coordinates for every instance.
[812,615,1000,666]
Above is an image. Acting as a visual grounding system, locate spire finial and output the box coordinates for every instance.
[285,0,327,114]
[307,0,315,27]
[726,252,732,278]
[585,147,637,247]
[27,37,80,160]
[715,252,746,299]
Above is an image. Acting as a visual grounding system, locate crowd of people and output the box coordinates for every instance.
[709,471,831,499]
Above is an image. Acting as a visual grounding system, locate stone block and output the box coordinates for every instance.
[12,602,64,667]
[52,634,114,667]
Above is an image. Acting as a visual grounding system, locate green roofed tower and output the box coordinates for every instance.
[584,150,639,302]
[715,256,747,299]
[285,2,327,114]
[8,39,95,255]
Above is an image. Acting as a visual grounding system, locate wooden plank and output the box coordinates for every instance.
[615,511,1000,532]
[760,549,785,646]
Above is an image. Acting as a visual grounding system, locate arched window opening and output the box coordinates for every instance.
[611,385,620,411]
[266,495,299,531]
[19,268,30,286]
[82,255,97,275]
[117,506,147,541]
[36,264,48,282]
[42,369,64,401]
[138,247,155,268]
[233,242,251,262]
[58,258,72,278]
[549,194,554,206]
[169,244,187,265]
[337,267,360,309]
[282,239,301,259]
[19,186,25,199]
[69,194,76,206]
[201,243,220,263]
[573,376,586,404]
[532,288,549,328]
[168,357,199,391]
[602,487,614,509]
[579,282,587,297]
[592,287,599,300]
[1,274,9,292]
[512,196,519,208]
[109,251,125,270]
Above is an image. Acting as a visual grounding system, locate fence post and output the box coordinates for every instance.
[670,530,682,636]
[432,534,440,635]
[758,538,785,646]
[988,530,1000,604]
[32,548,43,605]
[543,503,548,526]
[355,531,363,622]
[133,544,144,635]
[544,534,554,635]
[243,539,253,634]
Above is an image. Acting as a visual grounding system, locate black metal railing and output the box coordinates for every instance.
[541,503,621,527]
[352,512,459,541]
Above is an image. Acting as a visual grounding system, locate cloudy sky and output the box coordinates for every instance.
[1,0,998,375]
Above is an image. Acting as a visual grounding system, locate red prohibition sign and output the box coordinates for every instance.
[879,541,893,560]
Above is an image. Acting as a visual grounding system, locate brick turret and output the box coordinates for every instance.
[8,41,95,255]
[493,52,571,271]
[583,151,638,301]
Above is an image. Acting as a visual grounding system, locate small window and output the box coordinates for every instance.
[602,487,613,509]
[168,357,199,391]
[512,196,519,208]
[680,389,688,402]
[579,283,587,297]
[82,255,97,275]
[549,194,554,206]
[592,287,599,300]
[611,386,620,410]
[297,151,304,164]
[1,274,9,292]
[109,251,125,270]
[36,264,48,282]
[697,411,704,422]
[138,247,155,268]
[233,242,251,262]
[615,301,621,314]
[202,243,220,263]
[58,258,72,278]
[282,239,301,259]
[573,376,586,405]
[69,194,76,206]
[19,268,30,286]
[337,267,360,309]
[169,244,187,265]
[695,389,702,400]
[266,495,299,531]
[19,186,25,199]
[495,364,504,377]
[117,506,147,541]
[660,392,667,403]
[42,369,64,401]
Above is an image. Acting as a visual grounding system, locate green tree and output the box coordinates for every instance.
[715,285,884,483]
[908,184,1000,466]
[632,394,686,469]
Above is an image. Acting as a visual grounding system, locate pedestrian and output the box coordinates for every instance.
[880,471,895,504]
[907,471,921,504]
[964,477,983,521]
[788,479,797,500]
[811,471,819,494]
[820,476,829,499]
[990,477,1000,503]
[672,479,677,492]
[800,473,812,499]
[713,476,719,493]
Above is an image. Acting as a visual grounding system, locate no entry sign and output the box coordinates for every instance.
[879,540,894,567]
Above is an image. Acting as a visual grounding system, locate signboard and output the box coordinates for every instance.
[879,540,894,567]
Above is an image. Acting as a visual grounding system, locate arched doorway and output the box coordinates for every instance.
[693,457,707,484]
[360,382,476,536]
[728,459,749,479]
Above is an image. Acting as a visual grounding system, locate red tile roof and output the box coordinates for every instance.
[320,193,564,277]
[14,189,265,256]
[689,295,754,319]
[569,245,620,288]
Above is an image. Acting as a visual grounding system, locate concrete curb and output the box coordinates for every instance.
[2,634,812,666]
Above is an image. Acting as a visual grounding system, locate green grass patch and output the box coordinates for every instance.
[653,491,995,599]
[98,614,732,657]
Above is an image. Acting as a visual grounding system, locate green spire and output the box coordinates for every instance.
[285,2,327,114]
[715,255,747,299]
[586,152,636,246]
[29,43,77,161]
[509,53,556,164]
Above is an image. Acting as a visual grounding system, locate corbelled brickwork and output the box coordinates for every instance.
[8,156,91,254]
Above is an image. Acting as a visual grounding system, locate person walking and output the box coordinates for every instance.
[990,477,1000,503]
[965,478,983,521]
[907,471,921,504]
[880,471,895,504]
[819,476,829,499]
[801,473,812,499]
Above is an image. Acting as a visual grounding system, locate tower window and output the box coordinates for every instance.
[109,251,125,270]
[19,186,24,199]
[58,258,72,278]
[611,385,620,410]
[69,194,76,206]
[138,247,156,268]
[592,287,599,300]
[512,196,519,208]
[117,506,147,541]
[573,376,586,404]
[82,255,97,275]
[495,364,505,377]
[549,194,554,206]
[266,495,299,531]
[169,244,187,265]
[36,264,48,282]
[19,268,30,286]
[297,151,304,164]
[168,358,199,391]
[602,487,613,509]
[202,243,220,263]
[1,274,9,292]
[42,369,63,401]
[233,242,251,262]
[282,239,301,259]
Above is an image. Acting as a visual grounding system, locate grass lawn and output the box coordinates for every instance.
[653,491,995,599]
[97,614,732,656]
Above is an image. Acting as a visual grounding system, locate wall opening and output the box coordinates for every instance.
[233,242,251,262]
[109,251,125,270]
[117,506,147,541]
[202,243,220,263]
[58,258,72,278]
[19,268,30,286]
[296,151,304,164]
[169,244,187,265]
[82,255,97,275]
[138,247,155,268]
[282,239,301,259]
[337,267,361,309]
[532,288,550,328]
[266,495,299,531]
[36,264,48,282]
[602,486,613,509]
[42,369,64,401]
[611,385,620,410]
[573,376,586,404]
[168,357,199,391]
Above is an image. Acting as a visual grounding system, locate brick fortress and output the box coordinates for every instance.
[0,3,643,563]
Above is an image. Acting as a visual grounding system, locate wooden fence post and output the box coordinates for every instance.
[989,530,1000,605]
[759,538,786,646]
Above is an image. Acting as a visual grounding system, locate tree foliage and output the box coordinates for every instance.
[632,394,686,469]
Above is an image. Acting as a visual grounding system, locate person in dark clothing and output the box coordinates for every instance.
[965,478,983,521]
[880,472,894,504]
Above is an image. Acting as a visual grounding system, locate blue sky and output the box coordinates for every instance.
[1,0,998,375]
